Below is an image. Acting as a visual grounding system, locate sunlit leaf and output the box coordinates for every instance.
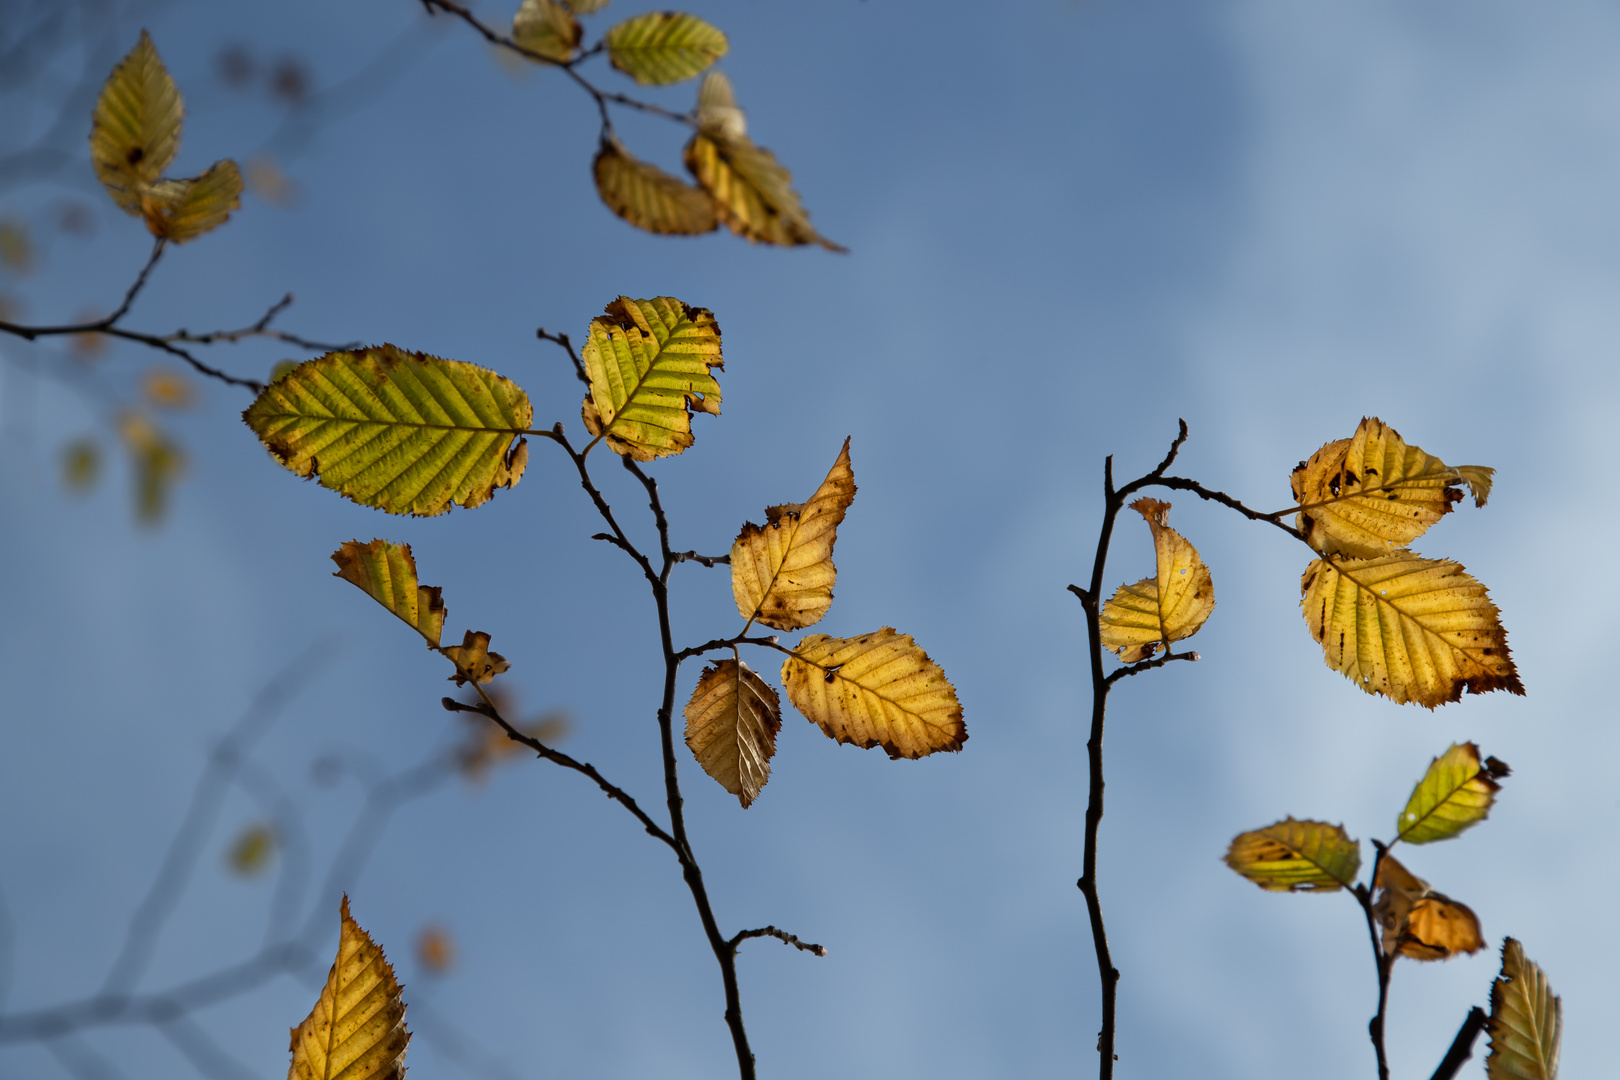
[1292,418,1493,558]
[61,439,101,493]
[1372,854,1484,960]
[288,897,410,1080]
[592,138,718,236]
[330,539,446,648]
[695,70,747,141]
[1300,553,1522,707]
[781,628,965,759]
[684,658,781,807]
[1487,938,1561,1080]
[1397,742,1509,844]
[580,296,721,460]
[730,438,855,631]
[416,925,454,975]
[226,822,276,876]
[512,0,581,63]
[443,630,509,687]
[142,367,194,409]
[685,133,841,250]
[242,345,532,516]
[604,11,727,85]
[1098,497,1215,662]
[1224,818,1360,892]
[90,31,182,215]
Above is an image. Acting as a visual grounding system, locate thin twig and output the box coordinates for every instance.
[536,328,590,387]
[675,634,782,664]
[1101,648,1200,687]
[1353,843,1394,1080]
[673,550,731,568]
[729,927,827,958]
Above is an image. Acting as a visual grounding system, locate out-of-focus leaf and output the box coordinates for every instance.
[119,411,184,524]
[0,219,34,274]
[443,630,509,687]
[140,159,241,241]
[458,693,569,782]
[695,70,746,140]
[563,0,611,13]
[288,897,410,1080]
[593,138,718,236]
[246,156,297,206]
[1397,742,1509,844]
[580,296,721,460]
[1372,854,1484,960]
[1098,497,1215,662]
[226,822,276,876]
[330,539,446,648]
[61,439,102,493]
[142,367,194,409]
[684,658,781,807]
[269,359,298,383]
[90,31,182,215]
[730,438,855,631]
[242,345,532,516]
[1487,938,1561,1080]
[685,132,841,250]
[781,628,965,759]
[1300,553,1522,707]
[512,0,581,63]
[604,12,727,85]
[416,925,454,975]
[1224,818,1360,892]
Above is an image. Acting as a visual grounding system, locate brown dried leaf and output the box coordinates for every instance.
[1372,854,1484,961]
[443,630,510,687]
[683,658,781,807]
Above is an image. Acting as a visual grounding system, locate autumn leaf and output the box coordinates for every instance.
[242,345,532,516]
[580,296,722,460]
[694,70,746,141]
[780,628,964,759]
[730,438,855,631]
[1487,938,1562,1080]
[512,0,582,63]
[331,539,446,647]
[1292,418,1493,558]
[593,138,718,235]
[564,0,611,12]
[1372,854,1484,960]
[288,897,409,1080]
[1300,553,1522,707]
[139,160,243,243]
[226,822,276,876]
[1098,498,1215,662]
[684,658,781,807]
[1397,742,1509,844]
[1224,818,1360,892]
[604,12,727,85]
[443,630,510,687]
[90,32,182,214]
[416,925,454,975]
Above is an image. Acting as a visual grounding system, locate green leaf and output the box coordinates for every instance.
[604,11,727,85]
[141,160,242,242]
[1397,742,1509,844]
[1224,818,1361,892]
[580,296,722,460]
[242,345,532,516]
[90,31,182,214]
[512,0,581,62]
[331,539,447,648]
[1487,938,1561,1080]
[593,138,718,236]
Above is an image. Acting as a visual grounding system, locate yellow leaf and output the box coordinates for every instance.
[730,438,855,631]
[1300,553,1523,707]
[1098,497,1215,662]
[1397,742,1509,844]
[683,658,781,807]
[1291,418,1494,558]
[142,367,194,409]
[1224,818,1360,892]
[226,822,276,876]
[1487,938,1561,1080]
[90,31,182,215]
[604,11,727,85]
[288,897,410,1080]
[695,70,747,141]
[512,0,581,63]
[242,345,532,516]
[141,160,242,242]
[1372,854,1484,960]
[685,133,842,250]
[443,630,510,687]
[780,628,965,759]
[330,539,446,648]
[592,138,718,236]
[580,296,722,460]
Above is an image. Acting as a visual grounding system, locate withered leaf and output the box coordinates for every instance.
[1098,497,1215,662]
[683,658,781,807]
[730,438,855,631]
[1373,854,1484,961]
[331,539,446,648]
[1487,938,1561,1080]
[443,630,509,687]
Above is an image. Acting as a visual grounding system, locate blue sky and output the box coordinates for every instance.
[2,1,1617,1077]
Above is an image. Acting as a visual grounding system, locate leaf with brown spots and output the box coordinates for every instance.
[593,138,718,236]
[90,32,182,215]
[442,630,510,687]
[1372,854,1484,961]
[1224,818,1360,892]
[580,296,722,460]
[780,628,964,759]
[684,658,781,807]
[1396,742,1509,844]
[139,160,242,243]
[288,897,409,1080]
[1487,938,1561,1080]
[331,539,446,648]
[1098,498,1215,662]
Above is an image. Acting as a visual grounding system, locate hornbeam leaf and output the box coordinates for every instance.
[90,31,182,215]
[1300,553,1522,707]
[242,346,532,516]
[1397,742,1509,844]
[140,160,241,242]
[1292,418,1494,558]
[683,658,781,807]
[593,138,718,235]
[604,12,727,85]
[331,539,446,648]
[1372,854,1484,960]
[684,118,841,250]
[289,897,409,1080]
[781,628,965,759]
[1224,818,1360,892]
[512,0,581,62]
[1098,498,1215,662]
[580,296,722,460]
[442,630,510,687]
[695,71,746,141]
[1487,938,1562,1080]
[730,438,855,631]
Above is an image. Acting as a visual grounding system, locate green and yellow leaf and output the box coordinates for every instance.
[1098,497,1215,662]
[781,628,965,759]
[242,345,532,516]
[288,897,410,1080]
[90,31,182,214]
[695,70,747,140]
[1487,938,1562,1080]
[1300,553,1523,707]
[685,134,841,250]
[592,138,718,235]
[580,296,722,460]
[1292,418,1494,558]
[730,438,855,631]
[683,658,781,807]
[512,0,581,62]
[140,159,242,242]
[443,630,510,687]
[330,539,446,647]
[1397,742,1509,844]
[604,11,727,85]
[1224,818,1360,892]
[1372,854,1484,960]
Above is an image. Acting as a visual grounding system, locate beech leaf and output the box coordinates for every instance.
[331,539,446,648]
[1372,854,1484,960]
[512,0,581,62]
[580,296,722,460]
[140,160,242,242]
[443,630,510,687]
[593,138,718,236]
[90,31,182,214]
[1397,742,1509,844]
[1098,497,1215,662]
[781,628,965,759]
[685,134,841,250]
[695,70,746,141]
[288,897,409,1080]
[1487,938,1562,1080]
[604,12,728,85]
[730,438,855,631]
[683,658,782,807]
[1224,818,1360,892]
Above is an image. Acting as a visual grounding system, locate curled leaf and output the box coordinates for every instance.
[684,658,781,807]
[1224,818,1360,892]
[1397,742,1509,844]
[140,159,242,242]
[1487,938,1561,1080]
[730,438,855,631]
[1098,498,1215,661]
[288,897,410,1080]
[331,540,446,648]
[1372,854,1484,960]
[604,11,727,85]
[593,138,718,236]
[90,31,182,214]
[695,70,746,140]
[443,630,509,687]
[580,296,722,460]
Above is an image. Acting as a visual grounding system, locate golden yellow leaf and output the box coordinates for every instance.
[580,296,722,460]
[512,0,581,63]
[1300,553,1523,707]
[288,897,409,1080]
[1487,938,1562,1080]
[140,160,242,242]
[730,438,855,631]
[330,539,446,648]
[1098,498,1216,662]
[683,658,781,807]
[1372,854,1484,961]
[1291,418,1494,558]
[604,11,727,85]
[780,628,964,759]
[443,630,509,687]
[1223,818,1361,892]
[1397,742,1509,844]
[227,823,276,876]
[592,138,718,236]
[684,133,842,250]
[90,31,182,215]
